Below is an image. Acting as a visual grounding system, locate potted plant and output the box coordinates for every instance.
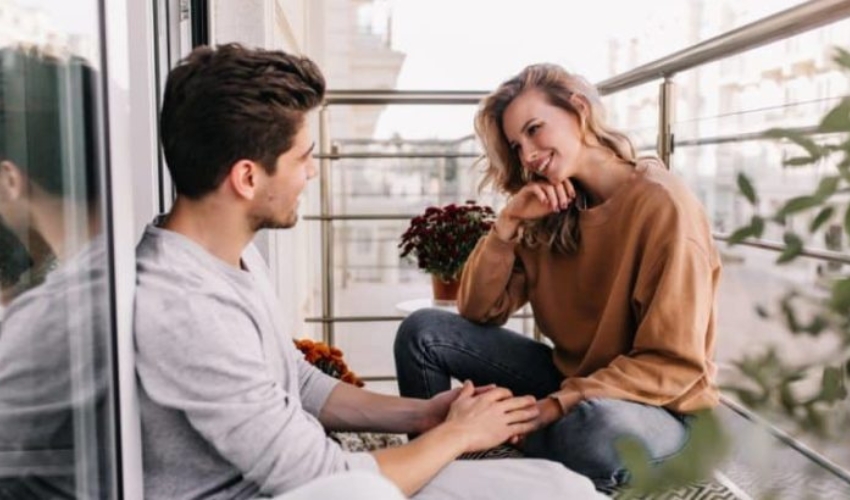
[399,201,495,302]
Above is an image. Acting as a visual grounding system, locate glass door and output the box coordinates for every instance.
[0,0,119,498]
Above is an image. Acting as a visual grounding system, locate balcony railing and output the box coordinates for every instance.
[308,0,850,494]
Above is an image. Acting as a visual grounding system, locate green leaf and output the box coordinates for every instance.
[837,157,850,183]
[779,381,798,415]
[777,232,804,264]
[778,195,822,218]
[834,47,850,70]
[844,205,850,239]
[781,297,801,333]
[819,98,850,133]
[784,156,819,167]
[755,304,769,318]
[815,176,840,200]
[736,172,758,205]
[830,278,850,315]
[810,206,835,233]
[727,226,755,246]
[764,128,823,158]
[802,315,828,336]
[751,215,765,238]
[818,366,848,403]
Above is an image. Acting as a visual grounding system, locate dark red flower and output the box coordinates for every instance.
[398,201,495,281]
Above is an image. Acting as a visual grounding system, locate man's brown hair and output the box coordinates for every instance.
[160,43,325,198]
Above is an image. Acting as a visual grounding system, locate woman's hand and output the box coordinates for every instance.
[494,179,576,241]
[443,381,539,453]
[509,397,564,448]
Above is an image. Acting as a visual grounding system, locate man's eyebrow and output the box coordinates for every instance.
[302,142,316,159]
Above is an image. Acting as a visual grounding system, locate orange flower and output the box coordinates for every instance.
[293,338,363,387]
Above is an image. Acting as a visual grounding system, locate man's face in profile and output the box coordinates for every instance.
[251,123,317,231]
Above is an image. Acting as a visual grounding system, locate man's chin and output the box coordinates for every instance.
[256,216,298,231]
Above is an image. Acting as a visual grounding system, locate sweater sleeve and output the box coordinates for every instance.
[552,237,718,413]
[457,230,528,325]
[135,292,378,496]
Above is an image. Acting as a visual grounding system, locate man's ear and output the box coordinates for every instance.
[0,161,25,201]
[226,159,262,201]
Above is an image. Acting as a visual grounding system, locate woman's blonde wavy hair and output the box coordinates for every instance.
[475,63,643,254]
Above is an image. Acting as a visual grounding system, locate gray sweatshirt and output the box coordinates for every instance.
[134,224,377,500]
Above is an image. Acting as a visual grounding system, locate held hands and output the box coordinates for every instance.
[494,179,576,242]
[443,381,539,453]
[419,383,500,433]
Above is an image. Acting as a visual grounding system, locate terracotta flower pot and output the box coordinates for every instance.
[431,275,460,304]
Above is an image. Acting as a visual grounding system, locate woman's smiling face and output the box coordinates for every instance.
[502,89,585,184]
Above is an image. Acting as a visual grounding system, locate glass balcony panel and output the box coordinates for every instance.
[0,1,118,497]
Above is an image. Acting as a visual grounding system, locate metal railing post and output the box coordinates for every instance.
[319,105,335,346]
[658,77,675,168]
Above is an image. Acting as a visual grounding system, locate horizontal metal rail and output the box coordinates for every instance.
[674,126,820,148]
[720,395,850,485]
[306,315,405,323]
[715,233,850,265]
[337,135,477,146]
[326,90,486,105]
[595,0,850,94]
[336,137,472,145]
[360,375,402,382]
[316,123,838,162]
[305,313,534,324]
[324,1,850,107]
[315,152,480,160]
[304,214,419,221]
[307,223,850,265]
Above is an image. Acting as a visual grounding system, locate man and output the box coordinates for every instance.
[134,44,603,499]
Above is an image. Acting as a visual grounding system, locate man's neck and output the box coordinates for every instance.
[162,196,255,268]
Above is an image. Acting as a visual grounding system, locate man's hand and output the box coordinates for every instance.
[417,384,499,433]
[443,381,539,453]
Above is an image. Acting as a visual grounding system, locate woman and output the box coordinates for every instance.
[394,64,721,492]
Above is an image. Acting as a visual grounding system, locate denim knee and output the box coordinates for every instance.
[527,398,689,492]
[559,400,628,470]
[394,308,453,357]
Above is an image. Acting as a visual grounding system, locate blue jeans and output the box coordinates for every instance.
[394,309,692,493]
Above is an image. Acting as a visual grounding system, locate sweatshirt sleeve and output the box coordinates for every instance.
[296,350,341,417]
[457,230,528,325]
[135,292,378,496]
[552,236,718,413]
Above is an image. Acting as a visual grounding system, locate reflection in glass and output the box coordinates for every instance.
[0,45,115,498]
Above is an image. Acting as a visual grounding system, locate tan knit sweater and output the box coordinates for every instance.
[458,163,721,414]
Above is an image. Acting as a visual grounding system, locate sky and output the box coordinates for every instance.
[372,0,802,140]
[373,0,671,139]
[15,0,96,37]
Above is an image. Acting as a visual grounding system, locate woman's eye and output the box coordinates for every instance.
[528,123,540,135]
